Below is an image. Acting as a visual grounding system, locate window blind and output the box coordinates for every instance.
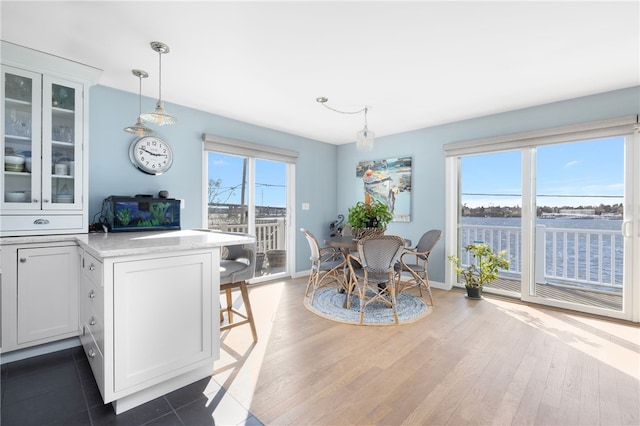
[202,133,299,164]
[444,115,638,157]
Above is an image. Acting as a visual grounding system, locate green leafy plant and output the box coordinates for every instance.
[448,243,510,289]
[347,200,393,229]
[149,202,170,224]
[116,209,130,226]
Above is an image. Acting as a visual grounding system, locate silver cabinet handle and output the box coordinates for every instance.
[19,257,27,263]
[33,218,50,225]
[88,290,95,299]
[43,199,50,203]
[89,264,95,271]
[88,348,96,358]
[89,316,96,326]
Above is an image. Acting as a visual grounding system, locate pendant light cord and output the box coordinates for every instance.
[318,101,367,115]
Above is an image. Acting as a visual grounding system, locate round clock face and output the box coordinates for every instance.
[129,136,173,175]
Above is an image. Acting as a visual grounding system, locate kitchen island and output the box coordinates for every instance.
[1,229,255,414]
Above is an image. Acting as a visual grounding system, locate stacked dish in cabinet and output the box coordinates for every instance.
[3,70,37,206]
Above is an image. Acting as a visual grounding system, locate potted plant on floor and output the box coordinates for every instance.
[347,200,393,239]
[448,243,510,299]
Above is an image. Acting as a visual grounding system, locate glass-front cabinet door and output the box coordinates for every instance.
[2,66,42,210]
[2,67,82,211]
[42,76,82,209]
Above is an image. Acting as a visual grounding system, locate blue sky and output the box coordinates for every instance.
[207,136,625,210]
[461,136,625,208]
[207,152,286,207]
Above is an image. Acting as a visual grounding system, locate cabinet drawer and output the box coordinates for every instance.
[82,305,104,354]
[0,214,84,232]
[81,277,104,322]
[80,328,104,398]
[82,252,103,287]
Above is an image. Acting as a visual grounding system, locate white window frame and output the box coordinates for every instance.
[202,134,298,282]
[444,116,639,322]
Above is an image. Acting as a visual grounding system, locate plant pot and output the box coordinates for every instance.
[266,250,286,267]
[351,227,386,240]
[466,286,482,299]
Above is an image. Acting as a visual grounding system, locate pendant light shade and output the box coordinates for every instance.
[356,127,374,151]
[123,69,155,136]
[140,41,177,126]
[355,107,374,151]
[316,97,375,150]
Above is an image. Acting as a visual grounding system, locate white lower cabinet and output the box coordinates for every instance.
[79,248,218,414]
[17,245,79,344]
[1,241,79,353]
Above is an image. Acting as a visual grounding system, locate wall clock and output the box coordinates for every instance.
[129,136,174,175]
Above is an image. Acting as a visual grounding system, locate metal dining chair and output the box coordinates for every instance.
[301,228,348,305]
[396,229,442,305]
[347,234,405,324]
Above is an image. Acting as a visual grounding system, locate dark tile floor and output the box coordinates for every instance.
[1,347,263,426]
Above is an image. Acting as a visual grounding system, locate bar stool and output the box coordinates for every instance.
[219,242,258,342]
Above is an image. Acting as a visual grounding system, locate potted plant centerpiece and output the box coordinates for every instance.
[347,200,393,239]
[448,243,510,299]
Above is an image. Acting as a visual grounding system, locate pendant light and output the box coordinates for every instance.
[123,69,155,136]
[355,107,374,151]
[140,41,177,126]
[316,97,374,151]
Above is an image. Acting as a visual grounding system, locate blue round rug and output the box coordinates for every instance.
[304,287,431,325]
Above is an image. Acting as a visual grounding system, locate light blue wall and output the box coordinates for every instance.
[88,86,338,272]
[88,85,638,278]
[336,86,640,284]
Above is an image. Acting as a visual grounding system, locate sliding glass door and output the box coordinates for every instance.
[447,122,638,321]
[526,137,627,314]
[459,150,522,298]
[206,152,291,282]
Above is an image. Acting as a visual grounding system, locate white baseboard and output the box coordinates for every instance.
[0,337,81,364]
[293,269,311,279]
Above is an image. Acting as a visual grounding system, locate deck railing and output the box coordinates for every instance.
[461,224,623,290]
[210,219,286,252]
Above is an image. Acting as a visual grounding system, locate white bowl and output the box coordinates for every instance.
[5,191,27,202]
[5,155,25,165]
[25,157,32,172]
[54,194,74,203]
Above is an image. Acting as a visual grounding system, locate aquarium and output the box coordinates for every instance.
[101,196,181,232]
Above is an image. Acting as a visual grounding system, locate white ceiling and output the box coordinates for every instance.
[2,1,638,145]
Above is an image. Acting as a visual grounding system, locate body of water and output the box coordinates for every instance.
[461,216,624,288]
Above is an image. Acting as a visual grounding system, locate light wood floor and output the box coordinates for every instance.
[213,277,640,426]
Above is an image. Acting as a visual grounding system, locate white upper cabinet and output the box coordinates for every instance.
[1,41,100,236]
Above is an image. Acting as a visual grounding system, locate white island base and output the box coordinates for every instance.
[111,364,212,414]
[76,230,255,414]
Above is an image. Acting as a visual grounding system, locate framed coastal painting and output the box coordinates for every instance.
[355,156,411,222]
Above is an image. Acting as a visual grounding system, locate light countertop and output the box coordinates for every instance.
[1,229,255,259]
